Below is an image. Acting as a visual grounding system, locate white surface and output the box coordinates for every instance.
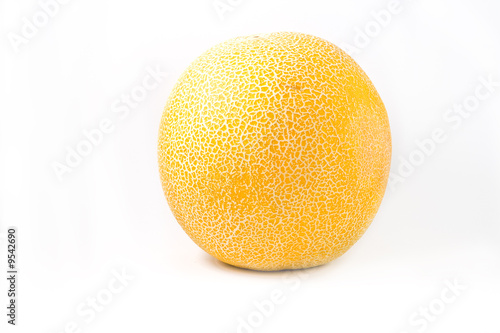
[1,0,499,332]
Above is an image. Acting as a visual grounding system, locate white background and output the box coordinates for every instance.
[1,0,499,332]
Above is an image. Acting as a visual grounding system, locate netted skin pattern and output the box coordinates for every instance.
[158,32,391,271]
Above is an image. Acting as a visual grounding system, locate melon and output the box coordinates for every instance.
[158,32,391,271]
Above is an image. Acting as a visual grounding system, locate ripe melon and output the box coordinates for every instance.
[158,32,391,271]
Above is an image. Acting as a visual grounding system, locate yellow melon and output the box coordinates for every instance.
[158,32,391,271]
